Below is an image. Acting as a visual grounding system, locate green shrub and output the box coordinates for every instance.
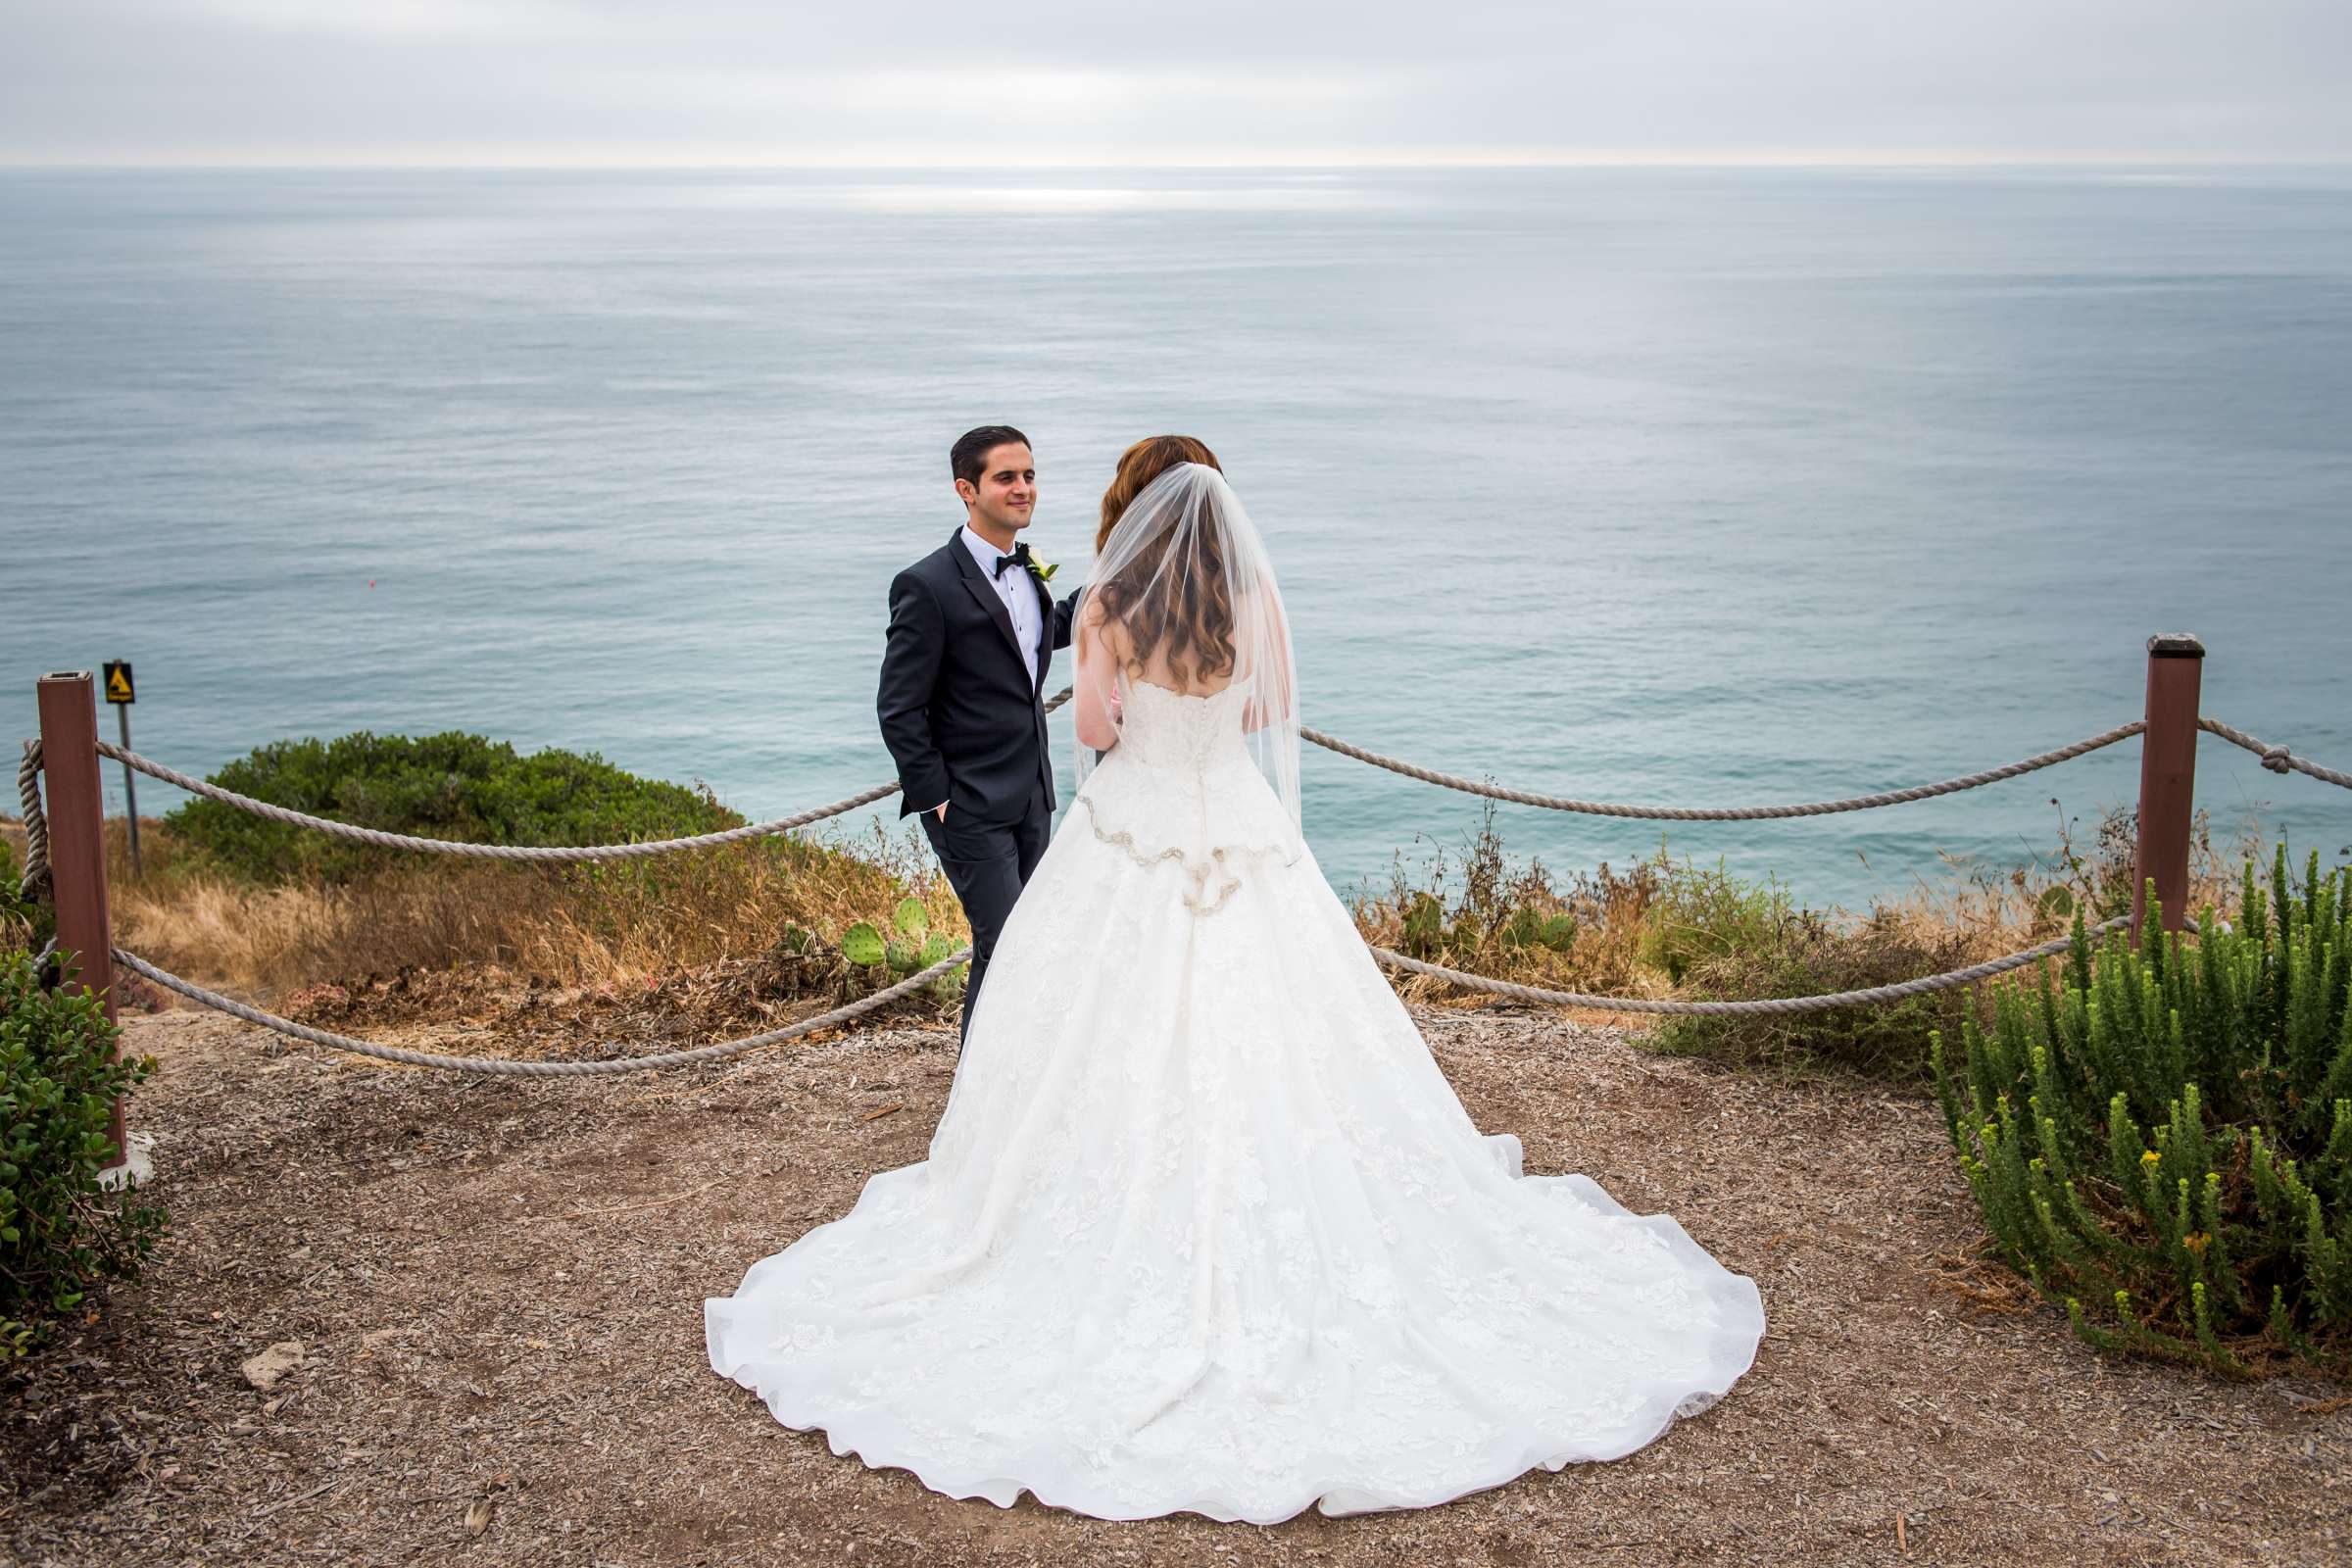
[1358,802,1599,982]
[1639,855,1795,986]
[0,839,55,954]
[1,950,165,1358]
[169,731,742,884]
[1634,839,1975,1082]
[1935,847,2352,1375]
[1646,801,2255,1083]
[1652,906,1983,1082]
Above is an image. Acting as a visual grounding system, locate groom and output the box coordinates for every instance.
[877,425,1081,1044]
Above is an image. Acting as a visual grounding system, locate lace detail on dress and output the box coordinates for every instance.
[1066,674,1303,923]
[1110,676,1255,770]
[1072,795,1294,916]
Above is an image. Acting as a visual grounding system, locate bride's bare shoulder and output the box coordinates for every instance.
[1077,595,1133,659]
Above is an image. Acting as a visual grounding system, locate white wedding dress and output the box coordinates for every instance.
[705,673,1766,1523]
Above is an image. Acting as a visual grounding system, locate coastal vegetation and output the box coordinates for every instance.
[0,951,164,1358]
[0,732,2261,1072]
[1352,796,2250,1083]
[2,731,2344,1384]
[0,842,51,956]
[53,732,966,1004]
[1935,851,2352,1376]
[173,732,741,886]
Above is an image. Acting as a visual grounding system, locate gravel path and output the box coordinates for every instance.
[4,1004,2346,1567]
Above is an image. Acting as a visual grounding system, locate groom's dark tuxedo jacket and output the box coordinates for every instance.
[878,531,1080,827]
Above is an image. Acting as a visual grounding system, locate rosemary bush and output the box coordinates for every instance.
[1934,847,2351,1373]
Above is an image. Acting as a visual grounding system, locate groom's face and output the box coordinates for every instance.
[957,442,1037,534]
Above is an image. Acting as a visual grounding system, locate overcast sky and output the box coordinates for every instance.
[5,0,2349,167]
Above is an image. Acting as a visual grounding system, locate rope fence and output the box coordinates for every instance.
[106,915,2132,1071]
[8,679,2343,1075]
[79,686,1075,865]
[2198,717,2352,793]
[17,739,47,900]
[111,945,972,1077]
[16,710,2343,900]
[98,742,908,862]
[1298,719,2154,820]
[1373,916,2132,1014]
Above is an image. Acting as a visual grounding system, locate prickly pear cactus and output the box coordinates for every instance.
[840,921,887,968]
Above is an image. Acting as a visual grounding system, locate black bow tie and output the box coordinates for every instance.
[991,542,1032,579]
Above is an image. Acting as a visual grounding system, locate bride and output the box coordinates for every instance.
[706,440,1764,1523]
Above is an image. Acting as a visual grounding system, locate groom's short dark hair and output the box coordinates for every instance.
[952,425,1031,487]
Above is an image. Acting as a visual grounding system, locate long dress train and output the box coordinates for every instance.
[706,679,1764,1523]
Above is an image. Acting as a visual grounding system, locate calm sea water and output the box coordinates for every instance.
[3,168,2347,909]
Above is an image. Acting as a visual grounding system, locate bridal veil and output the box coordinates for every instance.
[1071,462,1300,829]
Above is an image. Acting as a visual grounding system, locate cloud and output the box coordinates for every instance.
[141,0,584,36]
[2,0,2347,164]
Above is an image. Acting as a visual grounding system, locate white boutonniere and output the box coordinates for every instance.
[1026,554,1058,584]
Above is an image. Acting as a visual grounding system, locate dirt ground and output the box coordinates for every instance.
[4,1002,2347,1568]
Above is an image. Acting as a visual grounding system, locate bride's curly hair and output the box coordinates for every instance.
[1093,435,1236,689]
[1096,435,1221,552]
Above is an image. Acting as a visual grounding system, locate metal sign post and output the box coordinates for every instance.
[103,660,139,879]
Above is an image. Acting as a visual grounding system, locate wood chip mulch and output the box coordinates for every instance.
[4,1004,2347,1568]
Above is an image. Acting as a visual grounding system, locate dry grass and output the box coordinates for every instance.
[59,815,965,1001]
[1349,799,2276,1076]
[1356,799,2260,1001]
[1863,797,2258,966]
[114,863,540,995]
[518,823,964,987]
[1647,803,2261,1080]
[4,798,2275,1076]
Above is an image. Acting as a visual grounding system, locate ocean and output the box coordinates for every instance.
[3,167,2347,910]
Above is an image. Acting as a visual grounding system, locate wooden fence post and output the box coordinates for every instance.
[2132,633,2204,946]
[35,671,125,1172]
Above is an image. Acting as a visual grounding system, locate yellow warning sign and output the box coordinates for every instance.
[103,661,135,705]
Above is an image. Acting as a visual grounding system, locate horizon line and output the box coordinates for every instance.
[4,152,2351,174]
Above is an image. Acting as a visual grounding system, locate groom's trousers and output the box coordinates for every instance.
[920,796,1053,1049]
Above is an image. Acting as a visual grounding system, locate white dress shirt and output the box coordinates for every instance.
[960,525,1043,690]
